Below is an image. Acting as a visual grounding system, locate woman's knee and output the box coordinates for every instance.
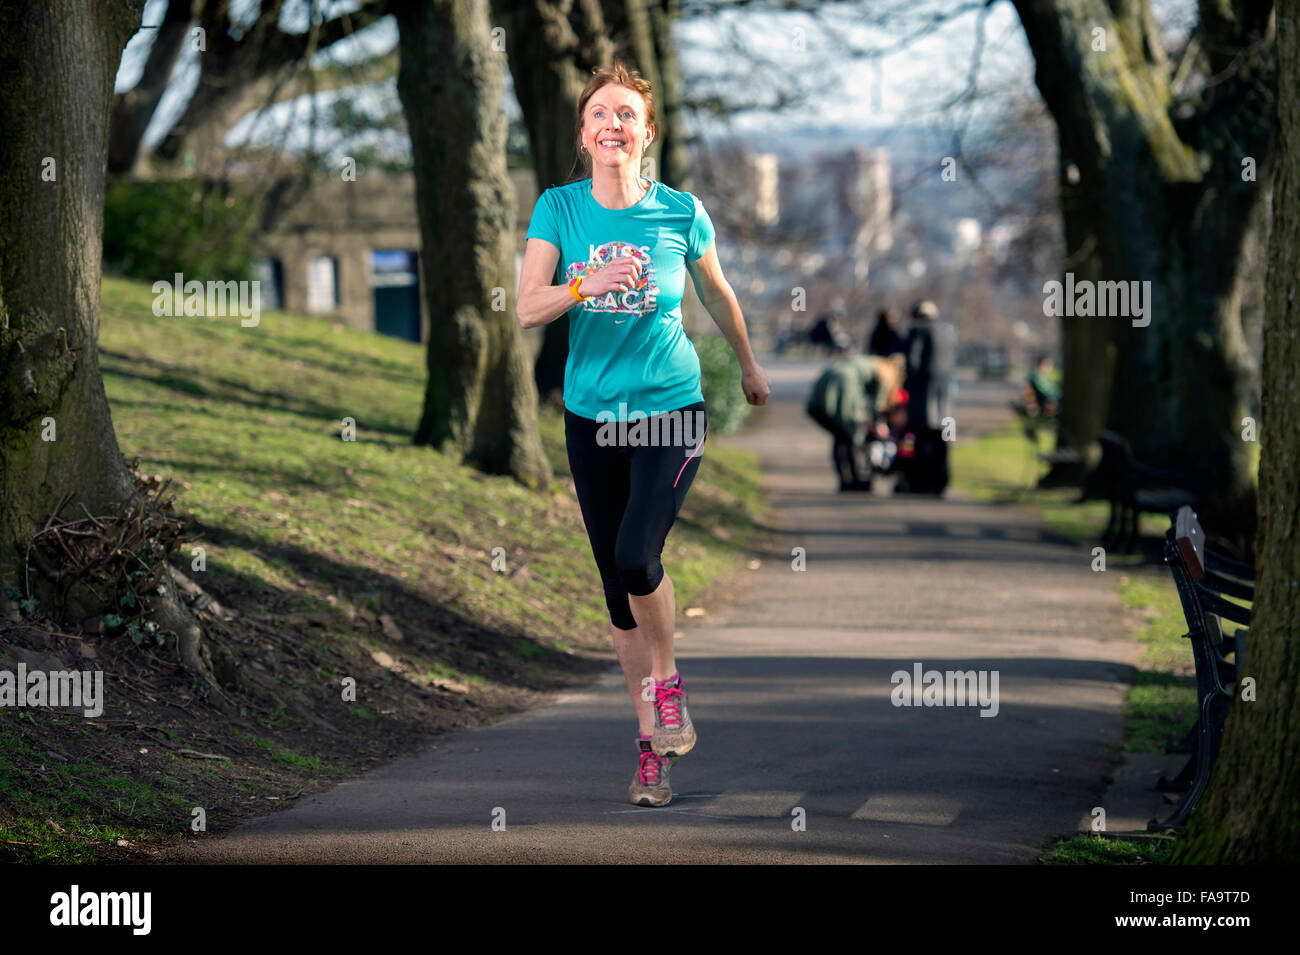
[616,551,663,597]
[602,578,638,630]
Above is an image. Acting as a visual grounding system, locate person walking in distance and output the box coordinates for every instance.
[867,307,905,357]
[900,300,956,494]
[516,60,771,807]
[806,348,905,491]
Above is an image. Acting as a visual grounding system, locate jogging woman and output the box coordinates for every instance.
[516,61,771,807]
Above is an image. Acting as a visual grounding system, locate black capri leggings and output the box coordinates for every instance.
[565,400,708,631]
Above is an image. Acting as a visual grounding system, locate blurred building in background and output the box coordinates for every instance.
[689,142,894,351]
[253,166,540,347]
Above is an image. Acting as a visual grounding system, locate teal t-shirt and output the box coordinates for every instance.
[525,177,716,421]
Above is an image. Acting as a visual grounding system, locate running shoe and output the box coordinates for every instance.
[652,674,696,757]
[629,738,676,807]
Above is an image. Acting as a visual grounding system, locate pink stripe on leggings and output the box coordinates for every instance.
[674,422,707,487]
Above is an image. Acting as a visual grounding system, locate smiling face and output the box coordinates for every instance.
[581,84,654,171]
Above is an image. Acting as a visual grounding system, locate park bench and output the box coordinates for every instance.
[1008,399,1080,483]
[1008,398,1045,443]
[1096,430,1200,553]
[1147,506,1253,832]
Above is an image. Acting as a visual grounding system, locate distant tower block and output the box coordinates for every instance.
[749,153,779,226]
[863,148,893,254]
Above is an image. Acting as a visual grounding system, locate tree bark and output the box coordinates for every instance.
[1171,1,1299,864]
[0,0,210,677]
[1012,0,1272,550]
[489,0,611,405]
[1049,159,1112,484]
[107,0,193,176]
[647,0,690,191]
[394,0,551,489]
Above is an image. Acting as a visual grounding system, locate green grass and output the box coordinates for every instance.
[1,275,770,861]
[251,739,340,773]
[0,721,184,862]
[95,273,766,645]
[953,419,1262,550]
[1041,834,1175,865]
[1116,575,1187,668]
[1111,572,1199,753]
[950,420,1170,549]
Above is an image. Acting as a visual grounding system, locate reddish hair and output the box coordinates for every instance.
[568,59,656,181]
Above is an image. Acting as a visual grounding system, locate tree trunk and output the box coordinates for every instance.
[0,0,210,677]
[603,0,665,182]
[108,0,192,176]
[1045,155,1111,485]
[394,0,551,489]
[1172,3,1299,864]
[490,0,611,405]
[647,0,690,191]
[1013,0,1270,551]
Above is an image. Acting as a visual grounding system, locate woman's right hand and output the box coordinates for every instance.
[578,256,643,298]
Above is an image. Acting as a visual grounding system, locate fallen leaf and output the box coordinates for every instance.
[379,614,404,642]
[432,677,470,694]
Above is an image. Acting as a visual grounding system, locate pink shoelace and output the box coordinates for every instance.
[638,748,665,785]
[655,682,684,729]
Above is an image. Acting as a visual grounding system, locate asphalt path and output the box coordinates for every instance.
[164,360,1140,863]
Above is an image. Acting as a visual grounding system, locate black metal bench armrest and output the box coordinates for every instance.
[1194,586,1252,627]
[1199,570,1254,602]
[1205,548,1256,581]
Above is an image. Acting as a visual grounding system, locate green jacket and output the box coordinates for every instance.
[1028,369,1061,404]
[806,355,887,440]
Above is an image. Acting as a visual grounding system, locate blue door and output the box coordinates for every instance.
[371,250,421,342]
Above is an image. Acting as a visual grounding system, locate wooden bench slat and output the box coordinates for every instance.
[1175,506,1206,581]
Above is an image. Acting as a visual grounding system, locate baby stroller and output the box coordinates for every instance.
[863,387,913,482]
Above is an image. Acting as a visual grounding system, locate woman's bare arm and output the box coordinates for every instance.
[516,237,579,329]
[516,237,643,328]
[687,242,771,405]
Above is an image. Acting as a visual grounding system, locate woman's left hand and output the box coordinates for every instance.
[742,363,772,406]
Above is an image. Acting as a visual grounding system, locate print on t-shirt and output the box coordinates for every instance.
[564,240,658,323]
